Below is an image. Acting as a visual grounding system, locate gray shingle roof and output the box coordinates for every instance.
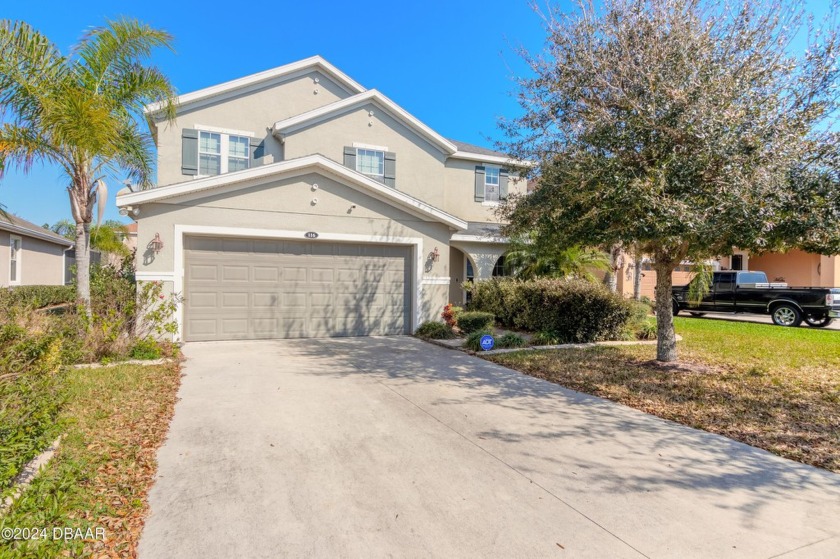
[449,139,507,158]
[0,212,74,246]
[464,221,505,237]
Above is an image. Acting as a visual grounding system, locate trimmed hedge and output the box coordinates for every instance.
[457,311,495,333]
[468,278,633,343]
[0,285,76,311]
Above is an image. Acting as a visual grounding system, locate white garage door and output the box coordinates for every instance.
[184,236,411,341]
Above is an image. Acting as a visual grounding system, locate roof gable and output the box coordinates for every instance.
[144,56,366,117]
[116,155,467,231]
[271,90,458,155]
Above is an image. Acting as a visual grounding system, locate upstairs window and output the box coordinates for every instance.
[199,131,222,176]
[185,128,255,177]
[356,148,385,177]
[9,235,21,284]
[474,166,508,203]
[485,167,500,202]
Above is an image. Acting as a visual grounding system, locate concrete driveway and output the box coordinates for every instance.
[140,337,840,559]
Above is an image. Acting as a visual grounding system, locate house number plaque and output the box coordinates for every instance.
[304,232,319,239]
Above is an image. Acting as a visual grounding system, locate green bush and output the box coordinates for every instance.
[530,331,560,346]
[621,300,656,340]
[469,278,633,343]
[465,279,522,327]
[0,284,76,311]
[0,323,67,490]
[635,318,658,340]
[464,330,493,351]
[129,337,164,360]
[497,332,526,349]
[415,321,455,340]
[457,311,495,333]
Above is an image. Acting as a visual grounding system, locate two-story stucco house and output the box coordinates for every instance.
[117,56,524,341]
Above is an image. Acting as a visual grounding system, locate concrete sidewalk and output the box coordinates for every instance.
[140,337,840,558]
[680,311,840,330]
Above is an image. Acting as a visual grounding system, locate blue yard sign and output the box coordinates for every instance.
[479,335,495,351]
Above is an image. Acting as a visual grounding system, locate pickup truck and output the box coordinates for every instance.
[672,270,840,327]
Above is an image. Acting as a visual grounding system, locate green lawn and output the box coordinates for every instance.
[489,317,840,472]
[0,363,180,559]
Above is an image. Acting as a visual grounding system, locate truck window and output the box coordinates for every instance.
[737,272,768,285]
[715,272,735,292]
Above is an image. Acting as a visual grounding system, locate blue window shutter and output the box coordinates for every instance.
[343,146,356,170]
[384,152,396,188]
[182,129,199,175]
[250,137,265,167]
[474,166,485,202]
[499,169,509,199]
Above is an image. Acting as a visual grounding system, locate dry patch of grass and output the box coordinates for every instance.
[0,363,181,558]
[489,317,840,473]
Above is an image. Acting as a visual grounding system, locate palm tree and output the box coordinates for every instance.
[0,19,176,313]
[45,218,130,257]
[505,232,610,280]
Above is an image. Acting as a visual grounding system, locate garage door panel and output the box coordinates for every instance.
[221,292,249,308]
[253,267,280,282]
[184,236,410,341]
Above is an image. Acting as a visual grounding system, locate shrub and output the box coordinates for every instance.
[469,278,633,343]
[497,332,526,349]
[624,300,654,340]
[464,330,493,351]
[0,323,67,489]
[129,337,163,360]
[636,318,658,340]
[415,321,455,340]
[457,311,495,334]
[466,279,523,327]
[440,304,463,328]
[530,331,560,346]
[0,285,76,312]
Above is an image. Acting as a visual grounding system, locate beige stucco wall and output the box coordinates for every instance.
[134,171,457,332]
[443,158,527,223]
[154,70,353,187]
[0,232,66,287]
[283,103,448,208]
[748,250,823,286]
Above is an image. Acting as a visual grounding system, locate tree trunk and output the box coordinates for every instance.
[75,221,92,316]
[653,262,678,362]
[633,255,643,300]
[603,244,622,293]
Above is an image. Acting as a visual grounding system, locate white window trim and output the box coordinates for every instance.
[356,147,385,177]
[197,131,251,177]
[194,124,255,138]
[484,166,501,203]
[9,234,21,285]
[352,141,389,151]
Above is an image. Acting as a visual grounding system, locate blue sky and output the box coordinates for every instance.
[1,0,832,228]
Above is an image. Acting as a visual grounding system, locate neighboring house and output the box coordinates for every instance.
[0,212,74,287]
[117,56,526,341]
[616,250,840,299]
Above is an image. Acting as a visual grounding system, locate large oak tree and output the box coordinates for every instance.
[501,0,840,361]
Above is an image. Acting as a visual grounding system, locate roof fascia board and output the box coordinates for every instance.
[0,222,74,246]
[449,151,536,167]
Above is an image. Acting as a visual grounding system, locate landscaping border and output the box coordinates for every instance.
[0,435,64,515]
[420,335,682,356]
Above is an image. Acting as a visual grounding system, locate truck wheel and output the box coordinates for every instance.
[804,315,833,328]
[672,300,680,317]
[771,304,802,327]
